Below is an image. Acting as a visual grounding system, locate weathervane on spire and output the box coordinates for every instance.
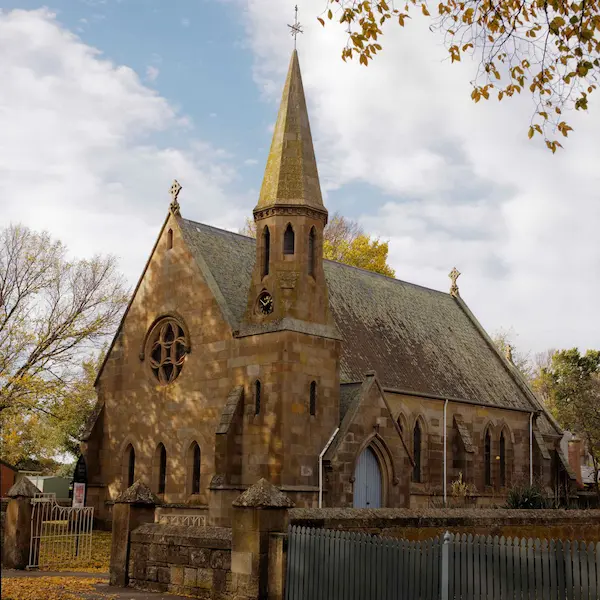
[287,5,303,48]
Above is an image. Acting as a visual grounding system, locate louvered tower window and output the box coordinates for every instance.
[262,226,270,277]
[283,223,295,254]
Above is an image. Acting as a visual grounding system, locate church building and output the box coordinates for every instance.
[82,50,574,527]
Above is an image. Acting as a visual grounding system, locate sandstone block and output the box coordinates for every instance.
[210,549,231,570]
[171,566,184,586]
[184,567,197,587]
[157,566,170,584]
[189,547,211,568]
[197,567,213,590]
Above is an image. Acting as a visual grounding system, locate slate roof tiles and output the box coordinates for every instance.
[179,219,554,423]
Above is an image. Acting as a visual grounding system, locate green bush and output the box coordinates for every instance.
[505,483,547,509]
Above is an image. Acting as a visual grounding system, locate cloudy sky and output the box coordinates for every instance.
[1,1,598,355]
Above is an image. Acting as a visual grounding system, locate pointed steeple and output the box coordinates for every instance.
[256,50,326,214]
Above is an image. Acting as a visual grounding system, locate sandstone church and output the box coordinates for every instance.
[82,50,574,527]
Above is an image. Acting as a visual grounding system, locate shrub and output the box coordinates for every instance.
[505,483,547,509]
[450,472,477,499]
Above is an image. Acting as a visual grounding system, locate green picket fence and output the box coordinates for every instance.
[285,526,600,600]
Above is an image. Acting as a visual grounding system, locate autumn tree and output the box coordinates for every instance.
[492,328,533,379]
[0,225,127,462]
[1,352,106,465]
[240,212,395,277]
[319,0,599,150]
[538,348,600,493]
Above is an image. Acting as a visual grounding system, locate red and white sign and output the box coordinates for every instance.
[72,482,86,508]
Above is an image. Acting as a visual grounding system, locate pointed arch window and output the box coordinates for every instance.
[413,421,422,483]
[167,228,173,250]
[262,226,270,278]
[499,431,506,487]
[189,442,201,495]
[254,380,261,415]
[308,227,316,277]
[309,381,317,416]
[158,443,167,494]
[283,223,295,255]
[127,444,135,488]
[484,429,492,487]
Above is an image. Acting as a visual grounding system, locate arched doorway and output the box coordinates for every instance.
[353,446,382,508]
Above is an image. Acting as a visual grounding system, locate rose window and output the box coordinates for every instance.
[148,320,187,384]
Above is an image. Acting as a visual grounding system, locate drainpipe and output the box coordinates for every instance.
[319,427,339,508]
[529,412,534,486]
[443,399,448,507]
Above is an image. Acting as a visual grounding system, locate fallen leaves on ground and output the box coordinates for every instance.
[0,576,113,600]
[39,531,111,573]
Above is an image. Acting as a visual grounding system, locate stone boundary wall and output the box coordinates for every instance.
[289,508,600,542]
[128,523,232,599]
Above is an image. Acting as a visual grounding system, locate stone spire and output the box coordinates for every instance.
[255,50,326,215]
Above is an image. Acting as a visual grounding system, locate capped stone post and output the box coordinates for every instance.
[109,480,160,587]
[230,478,294,600]
[3,478,40,569]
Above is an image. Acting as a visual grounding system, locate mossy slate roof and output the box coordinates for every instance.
[180,219,543,414]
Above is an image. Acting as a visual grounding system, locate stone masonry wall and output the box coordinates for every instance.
[386,392,556,507]
[289,508,600,542]
[128,523,232,599]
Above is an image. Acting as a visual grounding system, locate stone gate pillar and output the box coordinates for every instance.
[109,480,160,587]
[2,478,40,569]
[230,478,294,600]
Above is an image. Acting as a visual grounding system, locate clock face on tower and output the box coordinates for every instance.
[256,291,274,316]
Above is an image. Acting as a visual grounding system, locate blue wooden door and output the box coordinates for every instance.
[353,447,382,508]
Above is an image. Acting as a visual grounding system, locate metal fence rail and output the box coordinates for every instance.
[285,526,600,600]
[156,514,206,527]
[28,494,94,568]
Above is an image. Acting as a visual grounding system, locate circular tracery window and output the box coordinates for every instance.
[148,319,187,384]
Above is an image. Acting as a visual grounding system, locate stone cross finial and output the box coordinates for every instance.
[449,267,461,297]
[287,5,303,48]
[505,344,514,363]
[169,179,182,215]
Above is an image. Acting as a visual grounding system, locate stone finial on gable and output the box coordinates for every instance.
[505,344,514,364]
[114,480,160,505]
[169,179,182,216]
[449,267,461,297]
[232,478,295,508]
[7,477,40,498]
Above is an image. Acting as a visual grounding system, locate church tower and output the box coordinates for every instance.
[238,50,341,492]
[244,50,333,328]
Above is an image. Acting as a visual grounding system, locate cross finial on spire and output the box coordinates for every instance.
[287,5,303,48]
[169,180,182,215]
[449,267,461,297]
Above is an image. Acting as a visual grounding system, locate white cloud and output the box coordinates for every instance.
[244,158,258,166]
[242,0,600,354]
[181,17,190,27]
[145,64,159,82]
[0,9,246,282]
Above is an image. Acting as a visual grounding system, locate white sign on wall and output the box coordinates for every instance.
[72,482,86,508]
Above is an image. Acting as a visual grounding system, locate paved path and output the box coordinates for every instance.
[1,570,192,599]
